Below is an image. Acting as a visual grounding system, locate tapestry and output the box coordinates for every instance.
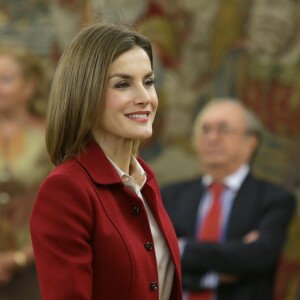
[1,0,299,298]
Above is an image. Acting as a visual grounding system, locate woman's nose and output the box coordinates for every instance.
[134,85,151,105]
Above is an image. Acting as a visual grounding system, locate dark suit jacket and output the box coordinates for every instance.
[161,173,296,300]
[31,139,182,300]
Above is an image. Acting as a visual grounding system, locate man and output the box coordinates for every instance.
[161,98,296,300]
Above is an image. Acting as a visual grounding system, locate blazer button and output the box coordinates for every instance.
[132,206,141,215]
[144,242,153,250]
[150,282,158,291]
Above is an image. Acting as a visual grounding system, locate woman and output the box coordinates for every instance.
[30,21,182,300]
[0,45,52,299]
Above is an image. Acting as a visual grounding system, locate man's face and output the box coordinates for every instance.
[196,102,257,175]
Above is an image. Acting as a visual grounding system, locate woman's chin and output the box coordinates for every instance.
[136,130,153,141]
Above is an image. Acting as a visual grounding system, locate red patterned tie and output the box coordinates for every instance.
[188,182,224,300]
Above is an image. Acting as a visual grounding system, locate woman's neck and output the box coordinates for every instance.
[92,131,133,174]
[0,107,30,124]
[105,144,132,174]
[0,110,30,162]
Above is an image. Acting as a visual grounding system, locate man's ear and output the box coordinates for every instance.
[247,135,259,157]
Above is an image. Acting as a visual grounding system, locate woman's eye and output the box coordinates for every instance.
[144,78,155,87]
[114,81,129,89]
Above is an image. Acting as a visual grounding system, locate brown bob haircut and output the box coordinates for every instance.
[46,21,153,166]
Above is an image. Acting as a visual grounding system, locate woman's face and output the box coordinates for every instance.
[0,54,33,114]
[97,46,158,146]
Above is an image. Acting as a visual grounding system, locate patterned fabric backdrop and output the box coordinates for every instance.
[1,0,299,298]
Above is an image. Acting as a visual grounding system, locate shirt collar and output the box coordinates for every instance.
[106,155,147,190]
[203,164,250,191]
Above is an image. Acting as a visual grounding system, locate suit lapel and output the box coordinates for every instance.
[180,179,206,237]
[225,174,260,239]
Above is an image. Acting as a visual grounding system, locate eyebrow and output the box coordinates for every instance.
[108,71,154,80]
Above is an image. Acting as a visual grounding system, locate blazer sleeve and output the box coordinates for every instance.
[181,186,296,278]
[30,172,94,300]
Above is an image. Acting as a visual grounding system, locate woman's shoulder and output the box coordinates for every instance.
[50,159,85,178]
[38,159,93,197]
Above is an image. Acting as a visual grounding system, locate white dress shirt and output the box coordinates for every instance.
[196,164,250,288]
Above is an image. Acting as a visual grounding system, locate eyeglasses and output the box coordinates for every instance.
[199,125,249,137]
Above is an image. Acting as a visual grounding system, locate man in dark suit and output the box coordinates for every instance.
[161,98,296,300]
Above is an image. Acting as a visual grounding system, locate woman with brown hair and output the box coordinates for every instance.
[30,21,182,300]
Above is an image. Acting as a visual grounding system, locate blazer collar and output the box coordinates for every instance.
[75,139,155,185]
[75,139,121,185]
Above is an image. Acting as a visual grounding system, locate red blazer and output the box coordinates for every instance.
[30,139,182,300]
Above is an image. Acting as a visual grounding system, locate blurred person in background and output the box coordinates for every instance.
[162,98,296,300]
[0,45,52,300]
